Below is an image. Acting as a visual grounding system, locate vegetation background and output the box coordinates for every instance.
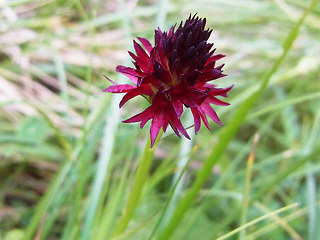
[0,0,319,239]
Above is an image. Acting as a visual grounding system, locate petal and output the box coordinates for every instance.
[137,37,153,54]
[128,51,145,70]
[103,84,136,93]
[122,106,155,130]
[123,109,150,124]
[150,114,165,147]
[207,96,230,106]
[116,66,139,84]
[170,116,190,140]
[174,89,207,108]
[153,60,172,84]
[207,54,225,63]
[151,87,167,106]
[185,70,200,86]
[184,89,207,106]
[201,102,222,125]
[172,99,183,118]
[197,69,223,83]
[155,41,168,70]
[191,107,201,134]
[104,75,117,85]
[205,84,234,97]
[198,107,210,130]
[119,85,152,108]
[133,40,149,64]
[129,46,150,73]
[168,80,206,107]
[139,75,161,87]
[216,64,225,71]
[140,107,155,128]
[167,103,190,139]
[169,122,181,138]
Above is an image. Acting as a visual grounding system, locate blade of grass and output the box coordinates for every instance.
[32,104,73,156]
[252,99,320,202]
[253,202,303,240]
[92,131,138,240]
[25,161,73,240]
[80,94,120,240]
[62,120,104,240]
[239,134,259,240]
[80,0,133,237]
[24,102,75,239]
[246,205,308,239]
[24,92,110,239]
[148,145,198,240]
[211,104,320,237]
[93,157,132,240]
[0,0,44,7]
[249,91,320,120]
[157,0,318,238]
[72,4,96,239]
[113,213,158,240]
[216,203,299,240]
[53,48,71,129]
[210,144,320,239]
[307,165,317,240]
[156,0,169,29]
[160,113,194,231]
[38,168,78,240]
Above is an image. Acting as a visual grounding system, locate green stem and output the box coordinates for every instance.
[112,130,163,237]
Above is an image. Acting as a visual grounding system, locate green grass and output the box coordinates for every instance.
[0,0,319,240]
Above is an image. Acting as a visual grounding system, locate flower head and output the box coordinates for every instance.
[104,14,233,147]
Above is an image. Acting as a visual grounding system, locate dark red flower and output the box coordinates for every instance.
[104,14,233,147]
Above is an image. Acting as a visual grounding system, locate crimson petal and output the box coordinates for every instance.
[103,84,136,93]
[137,37,153,54]
[191,107,201,134]
[150,114,166,147]
[116,66,139,84]
[119,85,152,108]
[201,102,222,125]
[197,69,224,83]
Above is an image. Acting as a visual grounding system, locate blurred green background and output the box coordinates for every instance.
[0,0,319,239]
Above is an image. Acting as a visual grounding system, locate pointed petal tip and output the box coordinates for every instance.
[186,134,191,140]
[217,121,223,126]
[150,136,158,148]
[150,138,156,148]
[137,37,153,53]
[115,65,123,72]
[103,75,117,85]
[181,128,191,140]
